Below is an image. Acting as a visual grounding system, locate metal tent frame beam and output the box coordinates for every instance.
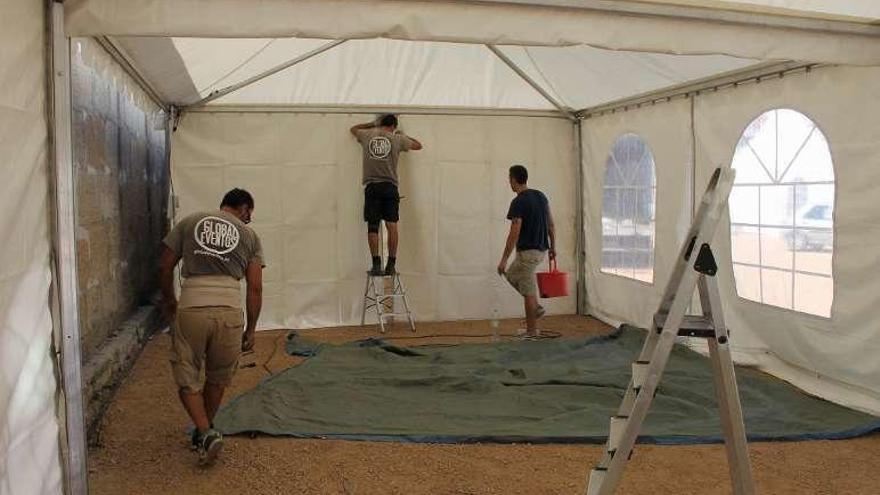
[185,39,347,109]
[485,44,576,121]
[49,2,89,494]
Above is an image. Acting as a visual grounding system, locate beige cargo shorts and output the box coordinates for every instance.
[505,249,545,297]
[170,306,244,393]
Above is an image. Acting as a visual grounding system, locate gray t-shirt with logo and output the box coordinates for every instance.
[356,128,414,186]
[163,210,265,280]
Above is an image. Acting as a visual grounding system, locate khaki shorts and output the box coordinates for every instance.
[170,306,244,393]
[505,249,545,297]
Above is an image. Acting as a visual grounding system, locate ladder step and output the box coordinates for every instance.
[379,312,413,318]
[607,415,629,453]
[654,313,716,338]
[631,361,649,390]
[586,467,607,495]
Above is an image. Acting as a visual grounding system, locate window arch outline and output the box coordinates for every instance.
[600,132,657,284]
[728,107,836,318]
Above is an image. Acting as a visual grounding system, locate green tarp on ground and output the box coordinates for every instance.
[215,326,880,444]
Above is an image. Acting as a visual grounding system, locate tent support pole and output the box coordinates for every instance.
[49,2,89,494]
[577,61,816,118]
[185,39,347,109]
[485,44,576,121]
[575,119,587,315]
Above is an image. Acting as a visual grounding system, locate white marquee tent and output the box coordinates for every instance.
[2,1,879,494]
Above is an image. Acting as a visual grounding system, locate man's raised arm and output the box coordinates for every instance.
[350,120,378,137]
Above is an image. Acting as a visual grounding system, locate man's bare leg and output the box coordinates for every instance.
[368,232,380,257]
[204,383,226,425]
[385,222,399,258]
[524,295,539,336]
[179,389,211,433]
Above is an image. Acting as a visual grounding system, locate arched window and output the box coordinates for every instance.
[729,109,835,317]
[601,133,656,283]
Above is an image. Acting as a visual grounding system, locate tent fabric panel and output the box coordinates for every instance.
[500,45,758,111]
[693,65,880,414]
[113,36,200,104]
[205,40,556,110]
[65,0,880,66]
[171,112,576,328]
[635,0,880,23]
[582,98,696,333]
[113,36,760,111]
[0,1,64,494]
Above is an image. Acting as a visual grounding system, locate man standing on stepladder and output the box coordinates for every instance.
[350,114,423,276]
[158,188,264,466]
[497,165,556,339]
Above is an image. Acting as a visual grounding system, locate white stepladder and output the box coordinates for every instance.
[586,167,755,495]
[360,225,416,334]
[361,270,416,334]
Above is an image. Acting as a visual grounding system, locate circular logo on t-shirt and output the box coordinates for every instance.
[368,136,392,160]
[194,216,240,255]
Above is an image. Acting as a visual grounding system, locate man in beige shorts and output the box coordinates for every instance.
[497,165,556,338]
[158,188,264,465]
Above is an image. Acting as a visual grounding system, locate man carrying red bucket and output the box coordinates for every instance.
[497,165,565,339]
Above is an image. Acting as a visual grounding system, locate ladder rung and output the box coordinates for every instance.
[654,313,716,338]
[379,312,412,318]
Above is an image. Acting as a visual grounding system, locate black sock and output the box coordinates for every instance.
[371,256,381,269]
[386,256,396,267]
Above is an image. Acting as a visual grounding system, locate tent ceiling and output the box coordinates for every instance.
[481,0,880,24]
[65,1,880,66]
[113,36,759,111]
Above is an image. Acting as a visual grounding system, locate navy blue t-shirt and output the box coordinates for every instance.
[506,189,550,252]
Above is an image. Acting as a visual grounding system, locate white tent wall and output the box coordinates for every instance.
[582,99,697,330]
[172,111,577,328]
[580,64,880,414]
[63,1,880,65]
[693,65,880,414]
[0,1,64,495]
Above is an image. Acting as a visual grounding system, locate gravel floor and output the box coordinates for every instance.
[88,315,880,494]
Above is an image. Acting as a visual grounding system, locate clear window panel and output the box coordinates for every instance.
[733,263,761,302]
[794,228,833,275]
[794,273,833,317]
[601,133,656,283]
[731,225,760,265]
[601,249,621,274]
[781,129,834,182]
[795,184,834,226]
[729,186,759,224]
[760,185,794,227]
[776,109,817,177]
[760,227,793,270]
[761,268,793,309]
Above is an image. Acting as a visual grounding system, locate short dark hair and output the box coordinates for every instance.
[379,114,398,128]
[509,165,528,185]
[220,188,254,209]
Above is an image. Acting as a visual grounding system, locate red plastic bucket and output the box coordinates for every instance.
[536,258,569,298]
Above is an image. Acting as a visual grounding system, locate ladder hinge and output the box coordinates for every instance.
[694,243,717,276]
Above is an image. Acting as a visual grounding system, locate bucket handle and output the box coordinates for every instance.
[548,256,558,273]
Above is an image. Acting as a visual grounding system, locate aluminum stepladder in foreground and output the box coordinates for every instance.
[360,226,416,334]
[586,167,755,495]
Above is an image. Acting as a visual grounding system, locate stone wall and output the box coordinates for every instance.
[70,37,169,364]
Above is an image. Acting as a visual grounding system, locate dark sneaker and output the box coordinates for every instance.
[189,429,199,451]
[369,261,384,276]
[197,429,224,466]
[384,263,396,276]
[536,305,546,319]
